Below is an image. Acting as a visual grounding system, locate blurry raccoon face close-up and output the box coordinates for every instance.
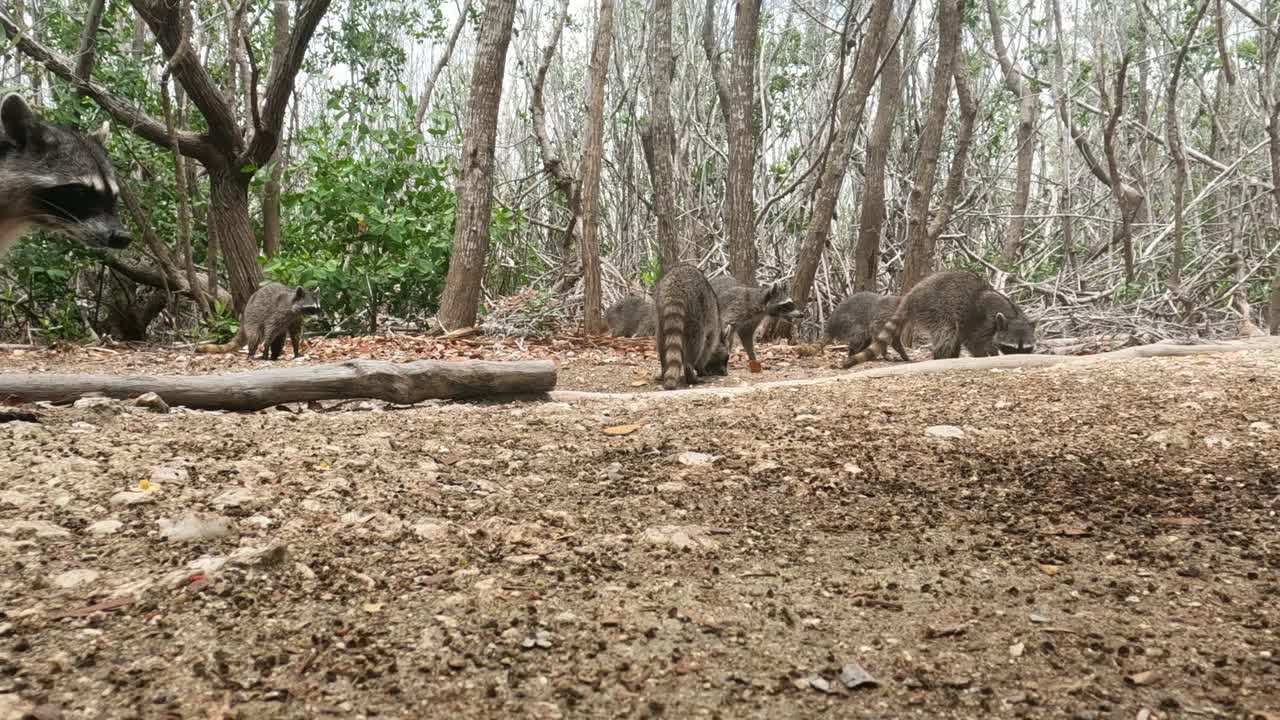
[0,94,132,251]
[994,313,1036,355]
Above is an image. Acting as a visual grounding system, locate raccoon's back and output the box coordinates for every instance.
[903,272,990,330]
[605,296,652,337]
[243,283,297,326]
[827,292,891,340]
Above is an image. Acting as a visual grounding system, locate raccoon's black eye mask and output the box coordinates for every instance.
[35,183,114,223]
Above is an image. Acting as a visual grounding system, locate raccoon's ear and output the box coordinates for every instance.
[91,120,110,145]
[994,312,1008,331]
[294,288,306,301]
[1,94,39,147]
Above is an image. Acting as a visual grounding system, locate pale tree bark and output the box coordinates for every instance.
[725,0,763,284]
[261,0,291,259]
[73,0,106,95]
[1263,0,1280,333]
[579,0,616,334]
[414,0,473,130]
[1162,0,1211,323]
[0,360,557,411]
[900,0,964,292]
[1,0,331,314]
[529,0,582,282]
[435,0,518,331]
[651,0,682,270]
[791,0,895,307]
[1049,0,1076,276]
[927,67,978,245]
[853,26,903,291]
[985,0,1038,262]
[159,0,210,317]
[1099,50,1140,282]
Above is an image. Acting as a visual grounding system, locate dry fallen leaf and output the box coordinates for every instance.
[1039,564,1059,576]
[629,380,647,387]
[748,360,763,374]
[603,424,642,436]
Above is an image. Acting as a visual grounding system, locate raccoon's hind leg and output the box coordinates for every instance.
[929,328,963,360]
[737,325,757,363]
[269,334,286,360]
[289,318,304,358]
[892,336,911,362]
[244,328,262,360]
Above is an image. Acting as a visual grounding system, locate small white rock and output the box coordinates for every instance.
[52,568,101,589]
[87,519,124,536]
[109,491,155,506]
[157,514,232,542]
[926,425,965,439]
[676,451,716,466]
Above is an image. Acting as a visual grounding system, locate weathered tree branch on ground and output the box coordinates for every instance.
[0,360,557,411]
[548,338,1280,402]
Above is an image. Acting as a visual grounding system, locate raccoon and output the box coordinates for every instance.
[819,292,910,364]
[717,280,805,364]
[605,295,657,337]
[654,263,726,390]
[709,274,738,296]
[195,283,322,360]
[846,271,1036,368]
[0,94,131,257]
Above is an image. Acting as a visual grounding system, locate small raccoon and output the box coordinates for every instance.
[605,295,657,337]
[654,263,726,390]
[195,283,322,360]
[819,292,910,364]
[0,94,131,257]
[717,280,805,364]
[846,271,1036,368]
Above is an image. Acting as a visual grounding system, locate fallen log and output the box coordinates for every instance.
[0,359,556,411]
[549,336,1280,402]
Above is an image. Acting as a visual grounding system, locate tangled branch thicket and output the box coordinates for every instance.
[1,0,1278,344]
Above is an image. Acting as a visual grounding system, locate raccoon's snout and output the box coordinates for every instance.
[106,230,132,249]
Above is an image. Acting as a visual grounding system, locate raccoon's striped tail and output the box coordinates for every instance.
[794,335,830,358]
[845,299,907,367]
[660,301,686,390]
[194,328,245,354]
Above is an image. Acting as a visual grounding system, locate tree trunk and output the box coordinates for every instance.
[650,0,681,270]
[985,0,1038,262]
[261,0,291,259]
[725,0,762,285]
[579,0,616,335]
[1165,0,1211,321]
[900,0,963,293]
[1049,0,1075,277]
[436,0,517,331]
[0,360,557,411]
[927,67,977,244]
[853,29,902,292]
[790,0,895,309]
[73,0,106,94]
[208,166,262,313]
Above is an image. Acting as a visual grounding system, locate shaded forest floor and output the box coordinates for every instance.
[0,337,1278,719]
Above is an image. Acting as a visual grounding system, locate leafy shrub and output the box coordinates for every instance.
[267,105,458,333]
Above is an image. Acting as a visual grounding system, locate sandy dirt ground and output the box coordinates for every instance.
[0,337,1277,719]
